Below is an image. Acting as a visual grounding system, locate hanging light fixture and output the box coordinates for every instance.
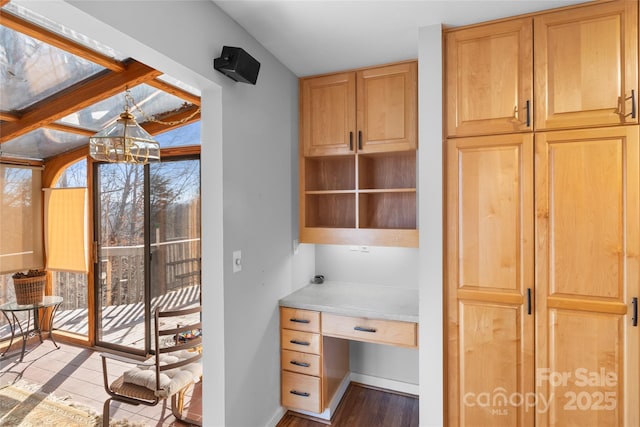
[89,90,160,164]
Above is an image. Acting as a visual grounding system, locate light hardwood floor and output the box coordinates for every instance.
[0,341,201,426]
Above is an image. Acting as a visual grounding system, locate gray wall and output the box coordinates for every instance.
[418,24,444,427]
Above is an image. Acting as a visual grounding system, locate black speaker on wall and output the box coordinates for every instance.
[214,46,261,85]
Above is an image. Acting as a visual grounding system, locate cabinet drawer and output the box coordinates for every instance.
[281,371,322,413]
[280,307,320,333]
[322,313,417,348]
[281,349,321,377]
[281,329,321,354]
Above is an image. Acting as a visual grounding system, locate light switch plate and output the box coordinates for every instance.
[233,250,242,273]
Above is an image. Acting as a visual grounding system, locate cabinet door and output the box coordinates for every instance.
[300,72,356,156]
[534,0,638,130]
[535,126,639,426]
[357,62,417,153]
[446,133,534,427]
[446,18,533,137]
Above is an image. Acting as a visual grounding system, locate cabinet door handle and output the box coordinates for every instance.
[289,318,310,324]
[290,339,310,346]
[633,297,638,327]
[290,360,310,368]
[358,130,363,150]
[527,288,532,315]
[349,131,354,151]
[631,90,637,119]
[290,390,310,397]
[525,100,531,127]
[354,326,377,333]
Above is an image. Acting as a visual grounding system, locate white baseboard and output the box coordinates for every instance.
[349,372,419,396]
[265,406,287,427]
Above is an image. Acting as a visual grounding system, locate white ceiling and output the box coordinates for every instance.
[214,0,588,77]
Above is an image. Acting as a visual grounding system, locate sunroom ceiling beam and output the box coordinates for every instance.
[0,111,20,122]
[0,60,162,144]
[0,9,125,72]
[44,122,95,137]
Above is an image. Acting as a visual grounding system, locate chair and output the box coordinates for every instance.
[101,305,202,426]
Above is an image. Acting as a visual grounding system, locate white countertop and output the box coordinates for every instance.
[279,281,418,323]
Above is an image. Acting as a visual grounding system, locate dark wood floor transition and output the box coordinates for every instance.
[277,383,419,427]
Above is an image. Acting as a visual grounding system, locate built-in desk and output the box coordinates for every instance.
[279,282,418,420]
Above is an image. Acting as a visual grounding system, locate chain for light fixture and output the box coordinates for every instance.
[125,91,201,127]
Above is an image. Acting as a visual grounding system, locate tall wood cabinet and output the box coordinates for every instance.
[299,61,418,247]
[446,133,535,427]
[446,1,639,426]
[535,126,639,426]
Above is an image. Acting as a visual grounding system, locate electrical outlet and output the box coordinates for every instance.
[233,250,242,273]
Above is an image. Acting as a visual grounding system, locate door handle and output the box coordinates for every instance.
[349,131,354,151]
[527,288,532,315]
[632,297,638,327]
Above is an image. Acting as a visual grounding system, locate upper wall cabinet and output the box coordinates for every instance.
[299,61,418,247]
[300,72,356,157]
[356,62,417,153]
[301,62,417,157]
[446,18,533,137]
[446,0,638,137]
[535,0,638,130]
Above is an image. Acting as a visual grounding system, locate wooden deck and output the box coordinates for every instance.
[1,284,200,348]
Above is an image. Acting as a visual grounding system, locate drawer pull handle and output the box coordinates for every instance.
[289,318,310,324]
[290,339,310,346]
[354,326,377,333]
[290,360,310,367]
[290,390,310,397]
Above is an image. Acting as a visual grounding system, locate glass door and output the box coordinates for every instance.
[149,159,201,342]
[95,158,201,353]
[95,163,147,353]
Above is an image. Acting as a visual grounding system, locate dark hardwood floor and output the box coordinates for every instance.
[277,383,419,427]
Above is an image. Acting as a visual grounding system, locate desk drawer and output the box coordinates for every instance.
[280,307,320,333]
[281,349,321,376]
[281,371,322,413]
[281,329,321,354]
[322,313,417,347]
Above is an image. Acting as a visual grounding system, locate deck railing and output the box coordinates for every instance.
[0,238,200,340]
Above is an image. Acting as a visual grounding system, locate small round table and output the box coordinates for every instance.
[0,296,63,362]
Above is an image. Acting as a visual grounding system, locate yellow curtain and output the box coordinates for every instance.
[44,188,88,273]
[0,164,43,275]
